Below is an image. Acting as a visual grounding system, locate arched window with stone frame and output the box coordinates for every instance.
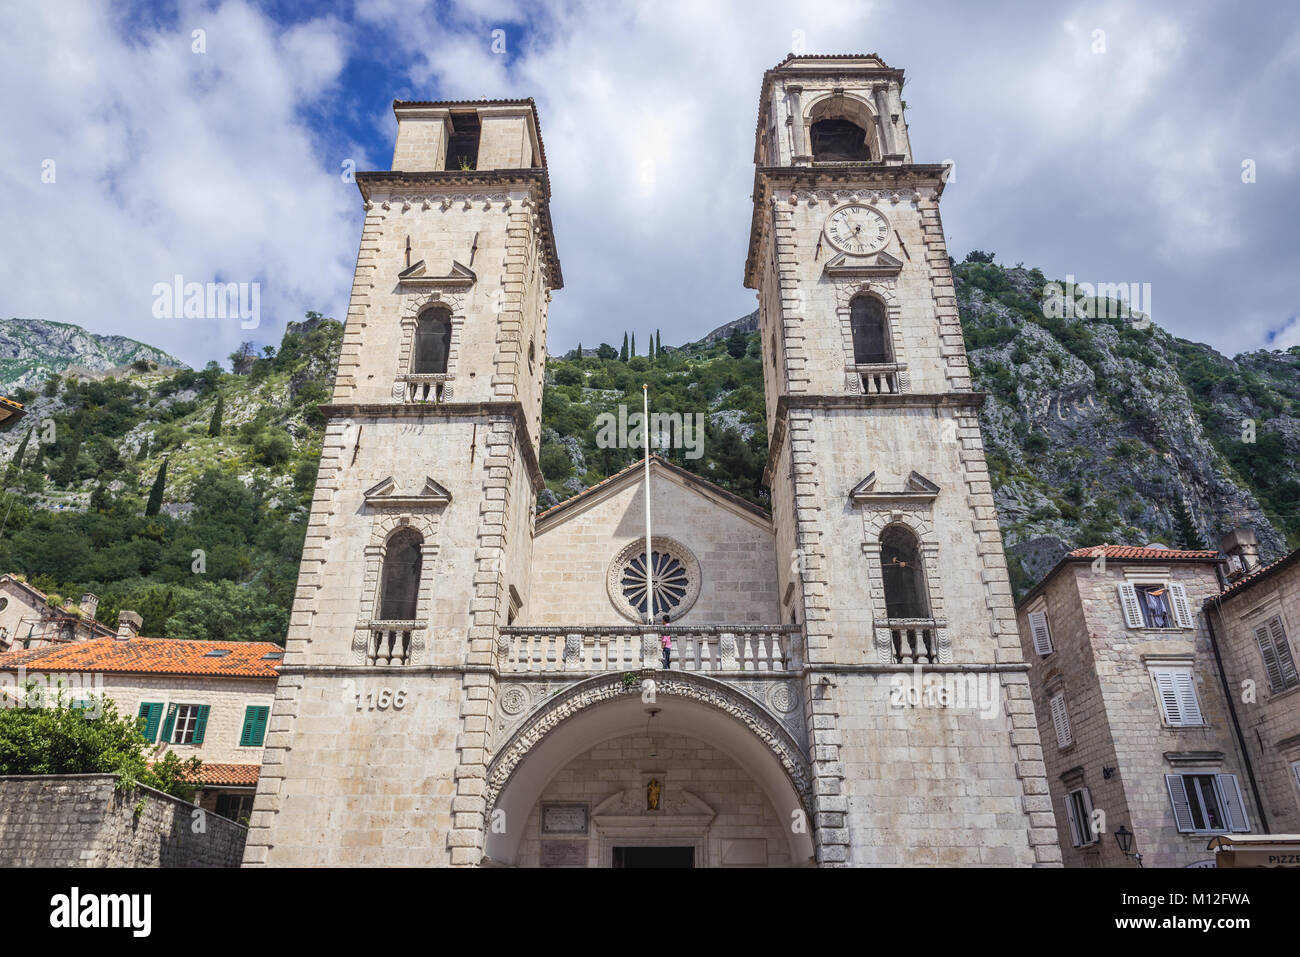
[411,305,453,375]
[880,524,930,620]
[850,294,892,365]
[378,527,424,622]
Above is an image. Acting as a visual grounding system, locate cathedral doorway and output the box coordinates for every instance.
[483,674,815,867]
[612,846,694,868]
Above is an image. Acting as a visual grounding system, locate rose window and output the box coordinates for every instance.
[607,537,701,622]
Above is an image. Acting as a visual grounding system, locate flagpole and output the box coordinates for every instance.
[643,384,654,625]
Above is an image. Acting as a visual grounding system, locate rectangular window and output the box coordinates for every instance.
[1292,760,1300,797]
[137,702,165,743]
[1166,773,1251,833]
[240,705,270,748]
[170,704,210,745]
[1253,615,1299,694]
[1049,691,1073,749]
[1150,667,1204,727]
[1064,787,1098,847]
[215,793,255,823]
[1118,582,1194,629]
[1028,609,1054,656]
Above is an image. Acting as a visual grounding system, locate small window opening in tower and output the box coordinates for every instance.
[811,118,871,162]
[445,111,481,171]
[880,525,930,619]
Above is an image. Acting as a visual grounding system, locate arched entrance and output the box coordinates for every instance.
[484,673,815,867]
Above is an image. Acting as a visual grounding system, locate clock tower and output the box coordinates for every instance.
[747,55,1060,865]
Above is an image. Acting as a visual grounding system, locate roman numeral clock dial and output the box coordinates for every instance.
[824,204,890,256]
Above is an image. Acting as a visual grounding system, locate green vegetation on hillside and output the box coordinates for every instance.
[0,315,341,643]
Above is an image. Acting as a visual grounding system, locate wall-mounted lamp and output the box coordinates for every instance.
[1114,825,1143,867]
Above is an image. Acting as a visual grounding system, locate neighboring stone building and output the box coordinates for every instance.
[244,55,1058,868]
[1016,544,1260,867]
[1206,531,1300,836]
[0,634,281,821]
[0,574,116,653]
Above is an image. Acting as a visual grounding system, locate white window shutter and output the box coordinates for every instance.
[1065,791,1083,847]
[1255,623,1286,692]
[1152,670,1182,725]
[1080,787,1096,844]
[1117,583,1143,628]
[1216,774,1251,832]
[1174,671,1203,726]
[1168,583,1194,629]
[1049,692,1073,748]
[1268,617,1299,689]
[1166,774,1195,833]
[1029,610,1053,656]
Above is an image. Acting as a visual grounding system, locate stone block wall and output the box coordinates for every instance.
[0,774,246,867]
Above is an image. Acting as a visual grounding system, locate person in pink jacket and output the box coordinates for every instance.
[659,614,672,669]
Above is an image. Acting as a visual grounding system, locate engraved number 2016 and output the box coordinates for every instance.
[355,688,408,711]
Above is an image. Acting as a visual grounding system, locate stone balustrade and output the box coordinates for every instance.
[498,625,800,674]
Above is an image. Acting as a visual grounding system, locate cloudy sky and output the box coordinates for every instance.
[2,0,1297,369]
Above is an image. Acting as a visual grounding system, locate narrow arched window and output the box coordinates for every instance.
[411,307,452,374]
[850,296,890,364]
[811,118,871,162]
[880,525,929,619]
[378,528,423,621]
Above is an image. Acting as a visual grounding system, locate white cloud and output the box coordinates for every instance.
[0,0,1295,364]
[0,0,361,367]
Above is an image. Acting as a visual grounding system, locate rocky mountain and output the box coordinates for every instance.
[957,259,1298,588]
[0,318,185,392]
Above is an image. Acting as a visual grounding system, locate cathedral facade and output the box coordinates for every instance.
[242,55,1061,867]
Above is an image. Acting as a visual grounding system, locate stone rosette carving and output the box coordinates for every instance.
[484,672,813,813]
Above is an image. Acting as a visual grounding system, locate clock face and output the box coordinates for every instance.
[824,204,890,256]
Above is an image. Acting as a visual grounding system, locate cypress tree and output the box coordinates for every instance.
[1172,498,1202,550]
[656,329,662,356]
[7,426,31,479]
[208,393,224,437]
[631,332,636,357]
[145,457,168,517]
[620,333,629,362]
[576,341,582,360]
[136,436,151,461]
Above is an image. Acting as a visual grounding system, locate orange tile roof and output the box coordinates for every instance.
[0,636,283,679]
[1065,545,1221,561]
[195,763,261,786]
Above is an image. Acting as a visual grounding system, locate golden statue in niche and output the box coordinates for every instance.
[647,778,661,811]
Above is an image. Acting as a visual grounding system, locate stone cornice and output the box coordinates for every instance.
[761,392,987,486]
[320,400,545,493]
[355,169,562,289]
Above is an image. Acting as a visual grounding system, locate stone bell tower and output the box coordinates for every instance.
[243,99,561,866]
[746,55,1060,865]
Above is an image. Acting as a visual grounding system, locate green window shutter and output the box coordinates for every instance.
[138,702,164,743]
[240,705,270,747]
[192,704,210,745]
[160,703,178,743]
